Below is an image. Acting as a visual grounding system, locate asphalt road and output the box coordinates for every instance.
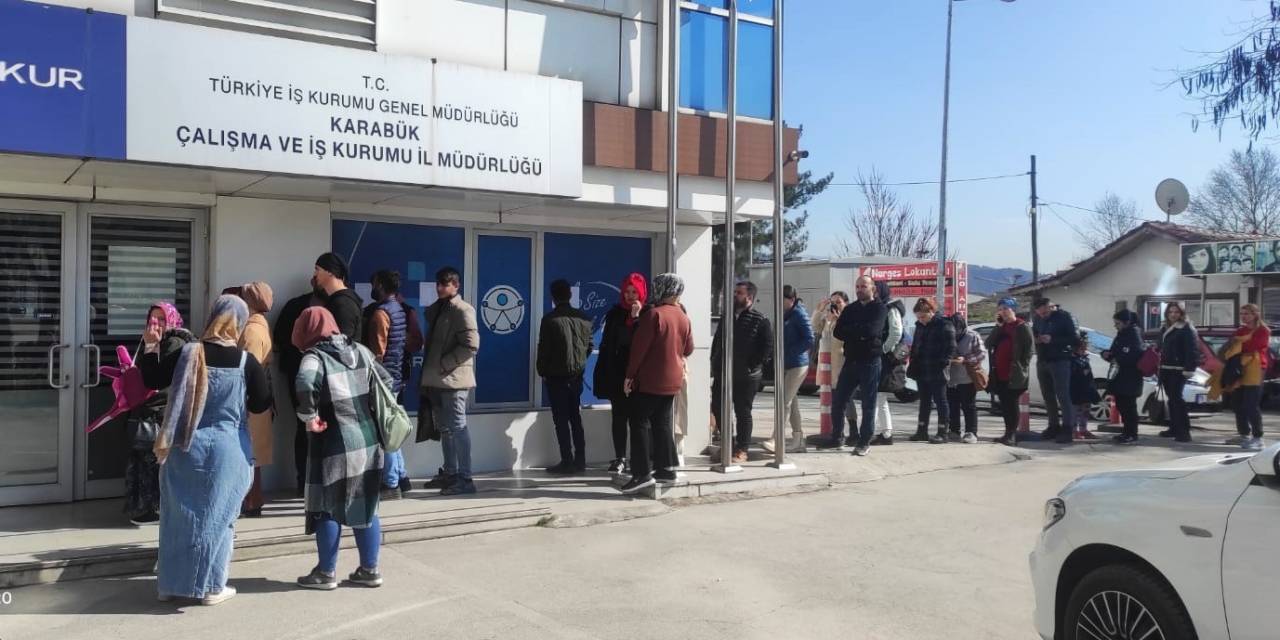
[1,444,1204,640]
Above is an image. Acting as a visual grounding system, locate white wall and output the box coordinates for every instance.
[378,0,660,109]
[1038,237,1251,332]
[678,223,712,457]
[210,196,331,490]
[28,0,138,14]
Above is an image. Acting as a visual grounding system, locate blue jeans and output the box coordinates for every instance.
[428,388,472,481]
[383,450,407,488]
[830,358,882,447]
[315,514,380,573]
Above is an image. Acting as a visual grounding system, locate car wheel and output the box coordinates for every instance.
[1063,564,1194,640]
[894,389,918,403]
[1089,381,1110,421]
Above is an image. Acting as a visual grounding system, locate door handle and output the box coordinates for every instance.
[80,344,102,388]
[47,343,70,389]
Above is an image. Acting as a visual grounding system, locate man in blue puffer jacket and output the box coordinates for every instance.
[764,285,815,454]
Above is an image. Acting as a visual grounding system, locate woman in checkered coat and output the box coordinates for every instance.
[292,306,394,590]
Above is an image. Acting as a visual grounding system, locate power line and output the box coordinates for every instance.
[829,172,1029,187]
[1039,199,1156,225]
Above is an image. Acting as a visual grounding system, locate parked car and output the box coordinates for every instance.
[1174,324,1280,407]
[1030,443,1280,639]
[970,323,1217,424]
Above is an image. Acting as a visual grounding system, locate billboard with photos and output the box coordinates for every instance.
[1180,240,1280,276]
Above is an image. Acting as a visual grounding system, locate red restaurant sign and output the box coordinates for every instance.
[857,261,969,317]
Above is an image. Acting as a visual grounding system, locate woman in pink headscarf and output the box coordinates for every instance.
[123,302,194,525]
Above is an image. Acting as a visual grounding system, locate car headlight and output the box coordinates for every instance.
[1043,498,1066,531]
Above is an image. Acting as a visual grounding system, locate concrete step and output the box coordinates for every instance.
[0,504,551,589]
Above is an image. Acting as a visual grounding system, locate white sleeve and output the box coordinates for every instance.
[883,308,903,353]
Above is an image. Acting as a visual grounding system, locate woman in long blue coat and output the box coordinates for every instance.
[142,294,272,605]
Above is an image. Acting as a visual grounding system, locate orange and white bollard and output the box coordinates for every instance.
[818,343,833,437]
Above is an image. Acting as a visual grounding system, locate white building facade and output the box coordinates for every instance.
[0,0,799,506]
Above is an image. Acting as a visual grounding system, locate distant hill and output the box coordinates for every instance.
[967,265,1033,295]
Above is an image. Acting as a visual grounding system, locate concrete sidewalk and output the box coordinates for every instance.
[0,435,1022,589]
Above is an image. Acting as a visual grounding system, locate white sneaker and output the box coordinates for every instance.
[201,585,236,606]
[852,446,869,457]
[1243,437,1265,451]
[785,438,808,454]
[761,439,777,454]
[961,432,979,444]
[1226,434,1247,445]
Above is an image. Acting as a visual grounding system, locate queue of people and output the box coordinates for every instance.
[118,256,1271,603]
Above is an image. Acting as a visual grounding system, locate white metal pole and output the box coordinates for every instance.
[667,0,680,272]
[769,0,792,470]
[936,0,953,310]
[718,0,741,473]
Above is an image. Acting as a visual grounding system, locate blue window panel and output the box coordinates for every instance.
[332,219,465,414]
[680,10,728,113]
[540,233,652,406]
[475,235,533,405]
[737,20,774,119]
[685,0,772,17]
[679,10,774,119]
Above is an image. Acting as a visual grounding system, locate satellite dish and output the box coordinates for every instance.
[1155,179,1190,217]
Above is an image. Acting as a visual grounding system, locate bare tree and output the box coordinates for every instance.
[1180,1,1280,139]
[837,169,938,258]
[1076,192,1142,252]
[1186,148,1280,234]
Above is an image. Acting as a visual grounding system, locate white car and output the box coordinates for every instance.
[1030,444,1279,639]
[969,323,1214,423]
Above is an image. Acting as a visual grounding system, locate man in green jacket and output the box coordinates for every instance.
[536,279,594,474]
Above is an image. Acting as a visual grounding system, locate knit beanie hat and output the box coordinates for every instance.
[315,252,350,282]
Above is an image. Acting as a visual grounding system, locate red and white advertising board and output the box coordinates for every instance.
[857,261,969,317]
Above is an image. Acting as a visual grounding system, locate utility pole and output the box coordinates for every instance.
[1030,154,1038,287]
[935,0,954,309]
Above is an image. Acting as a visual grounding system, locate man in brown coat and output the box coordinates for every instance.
[622,273,694,493]
[419,267,480,496]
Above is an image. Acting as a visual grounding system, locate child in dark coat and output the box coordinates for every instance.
[1069,331,1102,440]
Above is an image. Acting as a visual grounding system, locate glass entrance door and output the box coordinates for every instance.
[0,204,77,505]
[77,207,205,500]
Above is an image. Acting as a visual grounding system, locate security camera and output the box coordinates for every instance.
[788,150,809,162]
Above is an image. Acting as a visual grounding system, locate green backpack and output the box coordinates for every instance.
[364,348,413,452]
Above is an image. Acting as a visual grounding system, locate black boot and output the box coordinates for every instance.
[909,427,931,442]
[929,428,949,444]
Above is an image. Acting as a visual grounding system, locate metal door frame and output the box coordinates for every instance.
[0,199,78,506]
[74,203,208,501]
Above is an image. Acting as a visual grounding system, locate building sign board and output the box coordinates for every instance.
[1180,240,1280,276]
[857,261,969,317]
[0,1,583,198]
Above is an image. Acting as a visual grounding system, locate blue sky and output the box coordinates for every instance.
[783,0,1265,275]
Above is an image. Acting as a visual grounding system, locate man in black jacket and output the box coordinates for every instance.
[711,281,774,463]
[274,276,324,495]
[536,279,595,474]
[313,252,363,341]
[817,275,887,455]
[1032,297,1079,444]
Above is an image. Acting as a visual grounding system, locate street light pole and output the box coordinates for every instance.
[935,0,954,310]
[718,0,741,474]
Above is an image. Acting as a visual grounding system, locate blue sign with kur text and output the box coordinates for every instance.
[0,0,126,159]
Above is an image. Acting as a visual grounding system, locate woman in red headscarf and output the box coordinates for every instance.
[593,273,648,475]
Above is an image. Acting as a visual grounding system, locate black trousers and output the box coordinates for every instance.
[993,380,1026,437]
[1159,370,1190,438]
[1234,385,1264,438]
[917,379,950,432]
[947,383,978,434]
[609,394,629,460]
[545,375,586,467]
[712,374,759,452]
[1115,393,1140,438]
[629,392,676,480]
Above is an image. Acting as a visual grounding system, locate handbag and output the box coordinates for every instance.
[364,350,413,452]
[1137,347,1160,377]
[967,362,989,392]
[416,390,440,442]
